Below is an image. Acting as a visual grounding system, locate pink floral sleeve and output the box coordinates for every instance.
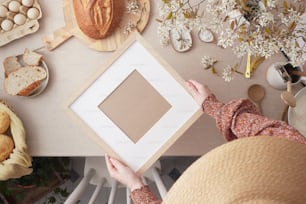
[203,94,306,145]
[130,186,161,204]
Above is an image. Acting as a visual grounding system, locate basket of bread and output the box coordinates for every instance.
[0,0,42,46]
[0,101,32,180]
[3,48,49,97]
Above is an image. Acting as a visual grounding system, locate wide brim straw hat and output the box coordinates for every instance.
[163,136,306,204]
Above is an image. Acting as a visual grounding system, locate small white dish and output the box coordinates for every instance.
[288,87,306,138]
[198,29,214,43]
[170,28,192,52]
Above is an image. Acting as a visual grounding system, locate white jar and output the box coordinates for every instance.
[266,62,305,90]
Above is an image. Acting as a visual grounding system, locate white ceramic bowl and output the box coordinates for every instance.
[288,87,306,138]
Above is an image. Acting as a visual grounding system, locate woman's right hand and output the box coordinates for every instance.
[185,80,212,106]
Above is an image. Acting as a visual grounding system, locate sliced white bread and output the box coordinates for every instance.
[4,66,47,96]
[22,49,43,66]
[3,56,22,77]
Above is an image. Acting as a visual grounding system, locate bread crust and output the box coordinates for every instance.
[73,0,124,39]
[18,80,41,96]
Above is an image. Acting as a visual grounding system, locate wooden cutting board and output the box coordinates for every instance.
[43,0,150,51]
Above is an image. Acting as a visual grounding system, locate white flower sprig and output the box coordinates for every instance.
[201,56,245,83]
[201,56,217,69]
[221,63,244,83]
[222,65,235,83]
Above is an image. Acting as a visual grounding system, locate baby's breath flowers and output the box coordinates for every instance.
[204,0,306,66]
[222,63,245,83]
[123,21,136,35]
[222,65,235,83]
[127,1,140,15]
[123,1,146,35]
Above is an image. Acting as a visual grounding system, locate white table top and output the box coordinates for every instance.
[0,0,304,157]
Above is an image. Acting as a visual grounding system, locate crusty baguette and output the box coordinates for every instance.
[3,56,22,77]
[73,0,124,39]
[4,66,47,96]
[22,48,43,66]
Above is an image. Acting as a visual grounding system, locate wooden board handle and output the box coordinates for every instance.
[42,27,72,51]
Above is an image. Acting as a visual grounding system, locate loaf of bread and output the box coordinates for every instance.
[3,56,22,77]
[22,48,43,66]
[73,0,124,39]
[0,134,14,162]
[4,66,47,96]
[0,110,10,134]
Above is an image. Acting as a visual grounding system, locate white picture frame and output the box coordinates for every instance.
[66,33,202,173]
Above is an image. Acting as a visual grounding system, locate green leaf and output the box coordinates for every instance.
[48,196,56,204]
[166,12,173,19]
[183,11,195,19]
[155,19,163,23]
[162,0,170,4]
[60,188,70,198]
[54,187,61,194]
[289,22,297,32]
[264,27,271,35]
[212,67,218,74]
[263,0,268,7]
[283,1,289,9]
[240,0,251,12]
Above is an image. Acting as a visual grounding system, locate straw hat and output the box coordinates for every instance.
[163,136,306,204]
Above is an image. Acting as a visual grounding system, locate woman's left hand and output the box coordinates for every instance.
[105,155,144,191]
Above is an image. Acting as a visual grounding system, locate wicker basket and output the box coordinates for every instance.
[0,101,32,180]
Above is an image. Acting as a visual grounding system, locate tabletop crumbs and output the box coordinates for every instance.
[0,0,40,32]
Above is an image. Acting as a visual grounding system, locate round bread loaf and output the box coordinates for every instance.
[0,134,14,162]
[73,0,124,39]
[0,110,10,134]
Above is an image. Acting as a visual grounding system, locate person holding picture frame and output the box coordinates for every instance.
[106,80,306,204]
